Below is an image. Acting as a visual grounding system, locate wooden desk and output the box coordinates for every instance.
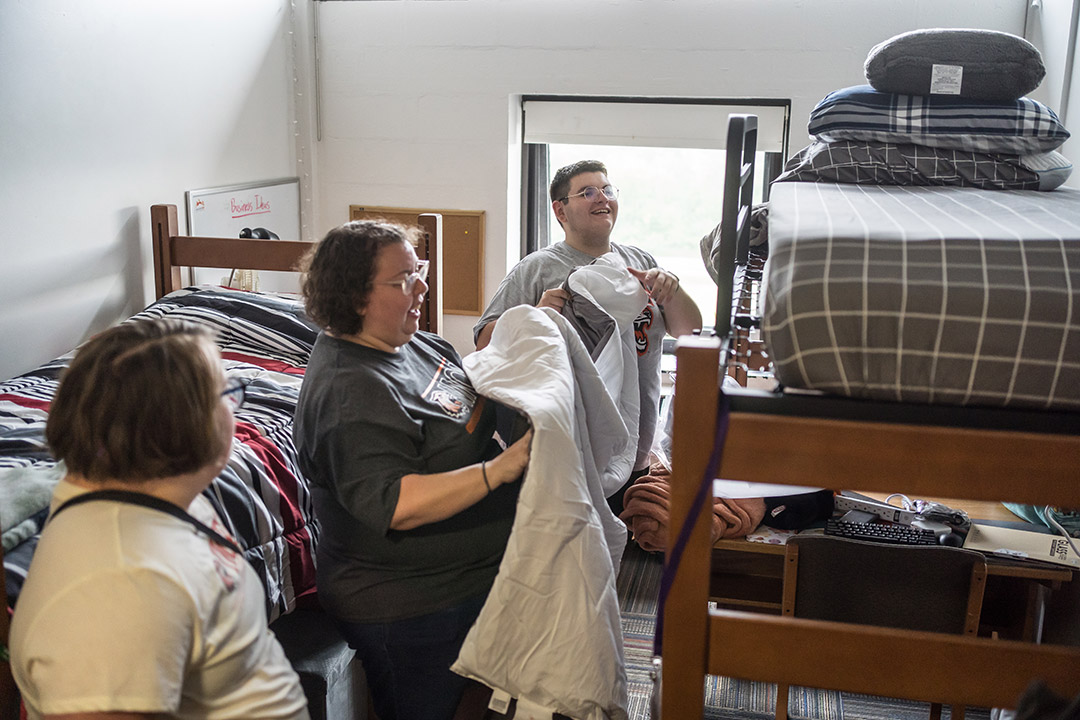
[710,496,1074,641]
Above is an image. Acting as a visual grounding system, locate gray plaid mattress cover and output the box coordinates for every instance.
[762,182,1080,410]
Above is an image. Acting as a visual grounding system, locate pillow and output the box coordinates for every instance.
[865,28,1045,101]
[774,140,1043,190]
[1019,150,1074,191]
[808,85,1071,155]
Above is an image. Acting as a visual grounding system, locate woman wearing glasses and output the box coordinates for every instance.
[293,220,532,720]
[10,319,309,719]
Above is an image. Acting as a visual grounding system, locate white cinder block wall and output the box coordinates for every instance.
[311,0,1032,356]
[0,0,299,380]
[5,0,1075,377]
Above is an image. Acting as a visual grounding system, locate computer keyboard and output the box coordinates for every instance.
[825,518,938,545]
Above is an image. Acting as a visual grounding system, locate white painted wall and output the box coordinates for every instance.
[312,0,1031,355]
[6,0,1073,377]
[1027,0,1080,176]
[0,0,298,379]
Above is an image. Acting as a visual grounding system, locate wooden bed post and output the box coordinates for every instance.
[151,204,182,300]
[416,214,442,335]
[660,336,723,719]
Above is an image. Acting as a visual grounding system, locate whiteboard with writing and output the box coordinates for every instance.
[185,178,301,292]
[186,177,299,239]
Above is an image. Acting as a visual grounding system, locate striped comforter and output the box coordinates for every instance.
[1,287,320,621]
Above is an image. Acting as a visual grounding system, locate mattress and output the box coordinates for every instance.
[2,286,321,621]
[762,182,1080,410]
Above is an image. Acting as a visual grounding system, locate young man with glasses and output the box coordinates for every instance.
[473,159,702,513]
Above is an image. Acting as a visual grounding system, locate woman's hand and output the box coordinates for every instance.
[487,428,533,488]
[390,428,533,530]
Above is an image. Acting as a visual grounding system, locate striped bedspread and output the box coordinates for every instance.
[763,182,1080,411]
[1,287,320,621]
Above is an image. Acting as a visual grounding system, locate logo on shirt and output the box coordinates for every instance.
[207,514,242,593]
[423,359,476,420]
[634,304,654,356]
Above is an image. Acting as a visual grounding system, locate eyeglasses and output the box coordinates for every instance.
[559,185,619,204]
[221,378,247,411]
[374,260,430,295]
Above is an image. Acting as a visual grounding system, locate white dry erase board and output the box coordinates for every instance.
[185,178,301,292]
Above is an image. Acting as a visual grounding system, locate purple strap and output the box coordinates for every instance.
[653,389,731,656]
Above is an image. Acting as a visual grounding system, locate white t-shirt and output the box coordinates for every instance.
[11,480,309,720]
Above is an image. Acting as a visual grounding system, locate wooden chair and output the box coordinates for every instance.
[777,535,987,720]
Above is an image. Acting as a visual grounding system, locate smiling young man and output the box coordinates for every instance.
[473,160,702,513]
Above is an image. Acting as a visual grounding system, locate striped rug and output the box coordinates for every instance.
[616,542,991,720]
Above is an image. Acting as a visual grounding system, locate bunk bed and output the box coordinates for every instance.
[1,205,442,718]
[658,115,1080,717]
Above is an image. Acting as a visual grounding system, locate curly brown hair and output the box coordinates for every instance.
[300,220,422,335]
[46,319,228,482]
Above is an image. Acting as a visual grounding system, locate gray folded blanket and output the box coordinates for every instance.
[1,461,65,550]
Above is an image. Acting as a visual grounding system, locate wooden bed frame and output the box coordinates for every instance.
[150,204,442,332]
[658,117,1080,718]
[662,338,1080,716]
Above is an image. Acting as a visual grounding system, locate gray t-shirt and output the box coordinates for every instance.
[293,331,518,623]
[474,241,665,471]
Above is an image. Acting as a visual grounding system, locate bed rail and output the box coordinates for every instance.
[713,114,757,342]
[660,337,1080,719]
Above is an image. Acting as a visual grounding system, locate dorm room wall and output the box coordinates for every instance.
[1031,0,1080,164]
[310,0,1041,357]
[4,1,1074,378]
[0,0,301,380]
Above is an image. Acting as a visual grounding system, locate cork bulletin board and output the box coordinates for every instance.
[349,205,484,316]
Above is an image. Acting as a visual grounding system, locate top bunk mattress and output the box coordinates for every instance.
[762,182,1080,411]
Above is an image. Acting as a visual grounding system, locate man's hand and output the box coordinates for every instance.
[627,267,681,306]
[536,287,570,312]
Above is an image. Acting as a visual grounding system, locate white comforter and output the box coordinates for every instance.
[452,305,634,720]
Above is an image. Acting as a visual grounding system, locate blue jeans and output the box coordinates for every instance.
[336,593,487,720]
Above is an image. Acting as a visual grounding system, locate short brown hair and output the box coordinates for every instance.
[550,159,609,204]
[300,220,421,335]
[46,319,228,482]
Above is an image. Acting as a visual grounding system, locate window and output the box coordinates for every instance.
[523,96,790,329]
[547,142,765,326]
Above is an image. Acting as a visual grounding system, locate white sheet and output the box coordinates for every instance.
[453,305,631,720]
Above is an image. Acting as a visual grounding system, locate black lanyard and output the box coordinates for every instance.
[50,489,243,556]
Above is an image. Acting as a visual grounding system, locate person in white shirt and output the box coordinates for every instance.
[10,319,309,720]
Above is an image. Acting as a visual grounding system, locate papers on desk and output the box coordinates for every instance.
[963,522,1080,569]
[713,479,824,499]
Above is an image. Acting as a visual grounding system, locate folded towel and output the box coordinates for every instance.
[2,510,48,551]
[1,462,64,536]
[619,462,766,552]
